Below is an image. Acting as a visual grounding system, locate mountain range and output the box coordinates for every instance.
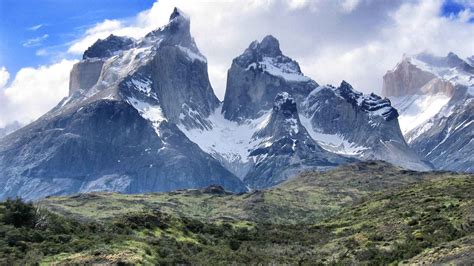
[384,52,474,172]
[0,8,471,200]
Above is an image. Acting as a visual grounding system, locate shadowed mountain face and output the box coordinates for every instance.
[384,53,474,172]
[0,8,246,200]
[244,92,352,189]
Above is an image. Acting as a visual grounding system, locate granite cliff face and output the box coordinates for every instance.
[244,93,351,188]
[180,36,430,188]
[0,8,246,200]
[222,35,317,121]
[300,82,431,171]
[382,57,437,97]
[384,53,474,172]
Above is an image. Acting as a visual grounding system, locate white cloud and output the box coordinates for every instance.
[64,0,472,98]
[0,67,9,89]
[0,60,77,127]
[22,34,49,47]
[68,0,406,97]
[340,0,362,12]
[27,24,43,31]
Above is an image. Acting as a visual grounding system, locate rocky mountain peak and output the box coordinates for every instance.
[254,92,301,139]
[258,35,282,57]
[169,7,186,21]
[83,34,134,60]
[165,7,191,33]
[336,81,398,121]
[273,92,297,115]
[143,7,195,51]
[222,36,314,121]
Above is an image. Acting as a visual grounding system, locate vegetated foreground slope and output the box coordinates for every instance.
[0,161,472,264]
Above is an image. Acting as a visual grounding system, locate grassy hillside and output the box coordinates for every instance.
[43,161,464,224]
[0,161,472,264]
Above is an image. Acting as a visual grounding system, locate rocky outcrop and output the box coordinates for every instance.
[382,57,436,97]
[420,78,454,96]
[244,93,350,189]
[301,81,431,171]
[69,59,104,95]
[222,35,317,121]
[83,35,134,60]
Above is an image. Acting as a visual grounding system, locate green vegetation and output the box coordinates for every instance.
[0,161,472,264]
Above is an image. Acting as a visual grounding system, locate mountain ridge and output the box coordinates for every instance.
[0,8,441,200]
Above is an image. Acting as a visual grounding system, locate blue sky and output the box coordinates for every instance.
[0,0,155,76]
[441,0,474,21]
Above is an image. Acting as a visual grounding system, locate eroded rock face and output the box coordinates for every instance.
[244,92,350,189]
[69,59,104,95]
[0,8,247,200]
[0,100,246,200]
[222,35,317,121]
[150,45,219,129]
[420,78,454,96]
[382,58,436,97]
[302,81,431,171]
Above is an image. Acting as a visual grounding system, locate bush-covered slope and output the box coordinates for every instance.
[0,161,472,264]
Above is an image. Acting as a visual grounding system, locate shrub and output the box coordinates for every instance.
[229,239,241,251]
[3,198,36,228]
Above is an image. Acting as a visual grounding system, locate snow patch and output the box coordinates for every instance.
[247,56,310,82]
[178,45,207,63]
[299,114,368,156]
[178,104,271,164]
[391,93,450,134]
[126,97,166,136]
[80,175,131,193]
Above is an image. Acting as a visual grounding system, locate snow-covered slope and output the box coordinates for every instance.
[179,37,431,187]
[384,52,474,172]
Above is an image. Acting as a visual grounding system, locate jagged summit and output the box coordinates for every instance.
[222,35,315,121]
[273,92,297,114]
[256,35,282,57]
[245,92,351,188]
[235,35,302,75]
[169,7,187,20]
[83,34,134,60]
[143,7,197,52]
[336,81,398,121]
[415,52,474,73]
[254,92,300,139]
